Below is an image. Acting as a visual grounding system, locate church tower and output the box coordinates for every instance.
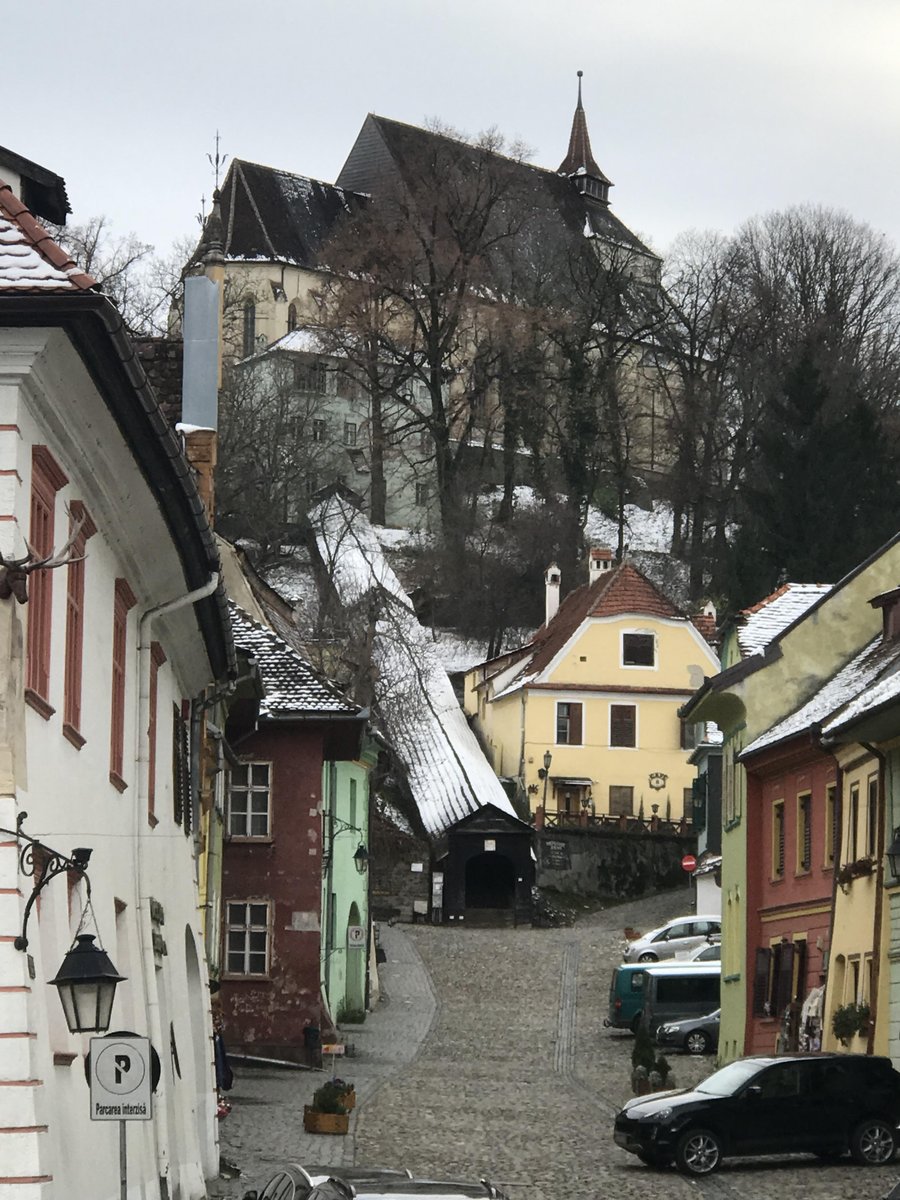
[558,70,613,206]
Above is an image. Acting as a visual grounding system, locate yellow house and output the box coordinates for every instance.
[464,553,719,823]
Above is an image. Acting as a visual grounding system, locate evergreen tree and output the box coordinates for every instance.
[727,341,900,606]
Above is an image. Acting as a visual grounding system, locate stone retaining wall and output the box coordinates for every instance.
[536,826,695,899]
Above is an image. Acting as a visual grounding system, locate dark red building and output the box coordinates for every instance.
[220,606,365,1061]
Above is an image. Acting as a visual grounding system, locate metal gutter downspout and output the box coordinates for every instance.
[133,573,220,1189]
[813,724,844,1051]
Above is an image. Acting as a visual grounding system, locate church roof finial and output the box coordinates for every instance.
[558,70,613,203]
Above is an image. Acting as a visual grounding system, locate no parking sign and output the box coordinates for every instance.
[89,1036,153,1121]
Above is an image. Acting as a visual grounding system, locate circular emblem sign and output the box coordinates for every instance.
[681,854,697,873]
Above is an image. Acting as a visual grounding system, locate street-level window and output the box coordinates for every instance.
[622,633,655,667]
[226,902,270,975]
[610,704,636,748]
[556,701,583,745]
[229,762,271,837]
[609,785,633,816]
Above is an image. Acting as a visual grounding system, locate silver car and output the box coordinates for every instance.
[623,915,721,963]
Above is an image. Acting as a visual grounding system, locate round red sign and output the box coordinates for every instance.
[681,854,697,873]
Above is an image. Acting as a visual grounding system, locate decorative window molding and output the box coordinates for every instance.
[62,501,96,747]
[109,578,136,789]
[147,642,167,825]
[25,445,68,708]
[610,703,636,748]
[224,900,270,977]
[556,700,583,745]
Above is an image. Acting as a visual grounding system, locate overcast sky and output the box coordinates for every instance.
[9,0,900,263]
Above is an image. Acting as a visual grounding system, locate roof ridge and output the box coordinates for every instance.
[0,179,97,291]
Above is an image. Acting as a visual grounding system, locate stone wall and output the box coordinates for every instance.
[536,826,695,899]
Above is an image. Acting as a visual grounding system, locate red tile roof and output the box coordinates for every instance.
[0,180,96,292]
[521,562,690,680]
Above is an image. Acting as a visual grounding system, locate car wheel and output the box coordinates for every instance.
[638,952,658,963]
[675,1128,723,1176]
[259,1171,297,1200]
[630,1012,643,1034]
[685,1030,711,1056]
[850,1118,896,1165]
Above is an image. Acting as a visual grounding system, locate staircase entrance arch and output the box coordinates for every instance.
[464,851,516,910]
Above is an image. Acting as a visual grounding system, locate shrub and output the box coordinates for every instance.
[311,1080,349,1114]
[832,1002,870,1045]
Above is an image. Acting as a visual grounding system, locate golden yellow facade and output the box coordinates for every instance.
[467,613,718,821]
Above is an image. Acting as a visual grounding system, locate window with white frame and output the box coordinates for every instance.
[225,901,269,975]
[610,703,636,748]
[622,632,655,667]
[343,421,357,447]
[556,701,583,745]
[229,762,271,837]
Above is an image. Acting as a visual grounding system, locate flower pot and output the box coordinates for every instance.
[303,1106,349,1135]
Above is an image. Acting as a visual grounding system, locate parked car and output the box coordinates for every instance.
[623,916,721,963]
[613,1053,900,1176]
[606,960,716,1032]
[687,940,721,963]
[641,963,720,1035]
[655,1009,720,1055]
[248,1165,509,1200]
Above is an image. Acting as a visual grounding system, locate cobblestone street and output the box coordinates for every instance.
[213,890,900,1200]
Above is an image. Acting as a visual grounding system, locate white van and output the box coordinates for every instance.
[641,962,720,1035]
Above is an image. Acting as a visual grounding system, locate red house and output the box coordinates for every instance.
[741,736,836,1055]
[220,605,365,1061]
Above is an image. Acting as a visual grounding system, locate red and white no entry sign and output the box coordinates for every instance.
[681,854,697,873]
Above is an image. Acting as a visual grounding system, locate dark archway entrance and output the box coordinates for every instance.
[465,852,516,909]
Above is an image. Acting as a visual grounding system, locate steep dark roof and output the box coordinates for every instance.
[558,71,611,186]
[229,603,360,717]
[338,114,656,262]
[218,158,367,266]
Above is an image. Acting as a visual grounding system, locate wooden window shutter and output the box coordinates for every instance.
[752,947,771,1016]
[569,703,583,745]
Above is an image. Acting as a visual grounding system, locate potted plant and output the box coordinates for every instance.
[303,1079,352,1135]
[332,1077,356,1111]
[831,1001,870,1046]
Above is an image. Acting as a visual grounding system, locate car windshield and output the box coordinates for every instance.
[696,1059,764,1096]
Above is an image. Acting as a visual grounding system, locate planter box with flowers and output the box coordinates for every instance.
[302,1079,355,1135]
[836,857,875,893]
[832,1001,870,1046]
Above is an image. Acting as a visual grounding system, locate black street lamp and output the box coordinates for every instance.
[887,827,900,880]
[2,816,125,1034]
[49,934,125,1034]
[353,843,370,874]
[538,750,552,811]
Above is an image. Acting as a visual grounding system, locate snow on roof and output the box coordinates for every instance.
[821,647,900,737]
[229,602,359,718]
[308,494,516,838]
[742,635,892,757]
[736,583,832,656]
[270,327,329,356]
[0,183,96,292]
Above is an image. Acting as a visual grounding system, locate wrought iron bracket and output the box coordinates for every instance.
[0,812,92,951]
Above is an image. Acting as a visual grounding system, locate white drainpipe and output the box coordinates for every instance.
[133,573,220,1188]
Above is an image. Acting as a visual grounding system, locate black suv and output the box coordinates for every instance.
[614,1053,900,1176]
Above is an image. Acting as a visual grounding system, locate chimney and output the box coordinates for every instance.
[179,191,225,526]
[589,546,614,583]
[545,564,561,626]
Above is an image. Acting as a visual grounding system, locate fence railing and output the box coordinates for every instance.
[535,806,692,836]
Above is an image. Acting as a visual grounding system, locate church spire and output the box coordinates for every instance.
[558,70,613,205]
